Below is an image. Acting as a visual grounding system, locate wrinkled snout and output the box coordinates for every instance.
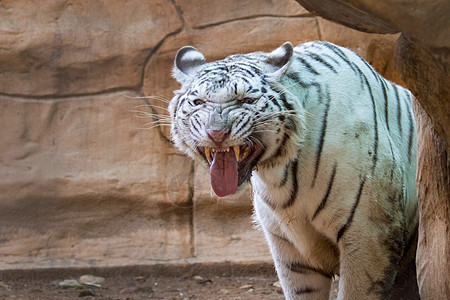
[206,128,229,147]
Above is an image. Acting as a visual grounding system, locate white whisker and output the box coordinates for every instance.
[138,124,172,130]
[133,104,170,112]
[121,93,171,103]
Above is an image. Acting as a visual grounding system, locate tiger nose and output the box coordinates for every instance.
[206,129,229,146]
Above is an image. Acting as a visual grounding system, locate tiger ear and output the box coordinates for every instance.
[264,42,293,79]
[173,46,206,84]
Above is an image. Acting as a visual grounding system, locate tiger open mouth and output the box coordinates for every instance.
[198,144,262,197]
[203,145,252,164]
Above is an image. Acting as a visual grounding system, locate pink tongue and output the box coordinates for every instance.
[210,150,238,197]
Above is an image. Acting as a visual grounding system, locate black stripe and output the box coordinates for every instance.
[234,115,251,137]
[312,86,331,187]
[271,133,289,159]
[197,76,211,86]
[308,82,323,104]
[177,96,187,112]
[253,113,276,125]
[394,85,403,135]
[308,53,338,73]
[317,53,341,67]
[266,94,283,112]
[312,83,323,103]
[337,177,366,242]
[268,86,287,112]
[359,57,382,84]
[278,92,298,132]
[406,98,415,163]
[282,158,299,209]
[270,232,293,245]
[191,116,201,131]
[267,87,298,134]
[255,101,270,115]
[181,116,189,127]
[296,56,320,75]
[173,100,180,120]
[237,76,251,87]
[287,262,333,278]
[364,77,379,174]
[279,162,290,186]
[352,63,368,90]
[197,79,211,87]
[261,194,276,210]
[286,72,311,88]
[216,66,228,72]
[317,42,358,74]
[181,139,189,149]
[320,42,373,88]
[381,81,390,132]
[189,126,202,140]
[312,163,337,220]
[234,65,256,78]
[317,41,368,89]
[248,64,262,76]
[234,61,256,68]
[279,91,294,112]
[196,147,208,164]
[295,287,319,295]
[193,114,203,128]
[387,138,396,182]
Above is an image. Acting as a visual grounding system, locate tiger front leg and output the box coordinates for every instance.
[336,219,405,299]
[266,231,333,299]
[254,201,332,299]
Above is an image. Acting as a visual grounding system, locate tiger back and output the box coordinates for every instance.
[169,41,418,299]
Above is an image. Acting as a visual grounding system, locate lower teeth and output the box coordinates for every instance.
[204,146,249,163]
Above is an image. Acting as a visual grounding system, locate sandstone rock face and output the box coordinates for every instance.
[0,0,181,96]
[395,34,450,151]
[0,0,404,269]
[413,100,450,298]
[176,0,309,28]
[296,0,450,47]
[0,93,193,268]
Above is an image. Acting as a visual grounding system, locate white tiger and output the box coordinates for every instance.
[169,41,419,299]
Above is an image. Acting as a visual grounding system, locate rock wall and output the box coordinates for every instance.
[413,100,450,297]
[0,0,402,269]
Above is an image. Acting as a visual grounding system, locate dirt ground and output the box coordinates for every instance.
[0,262,339,300]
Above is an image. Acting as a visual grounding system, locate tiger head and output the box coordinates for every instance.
[169,42,302,197]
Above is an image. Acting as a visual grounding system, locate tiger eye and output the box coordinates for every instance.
[241,97,255,104]
[193,99,204,105]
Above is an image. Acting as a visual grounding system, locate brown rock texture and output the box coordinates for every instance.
[0,0,405,269]
[0,0,181,96]
[295,0,450,46]
[0,93,193,268]
[294,1,450,298]
[395,34,450,151]
[413,100,450,298]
